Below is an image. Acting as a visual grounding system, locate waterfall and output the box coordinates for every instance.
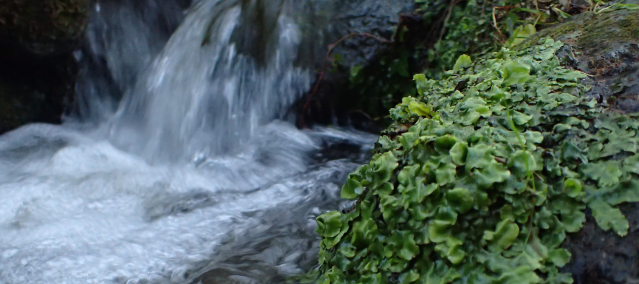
[107,0,312,162]
[0,0,375,283]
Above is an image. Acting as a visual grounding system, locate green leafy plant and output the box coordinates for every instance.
[315,38,639,283]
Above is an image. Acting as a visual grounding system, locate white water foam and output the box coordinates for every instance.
[0,122,375,284]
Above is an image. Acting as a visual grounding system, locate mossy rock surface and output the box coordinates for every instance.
[525,8,639,115]
[315,8,639,284]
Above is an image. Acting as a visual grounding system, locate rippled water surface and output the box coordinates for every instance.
[0,0,375,283]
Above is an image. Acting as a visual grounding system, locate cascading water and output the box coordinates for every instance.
[0,0,375,283]
[109,0,314,162]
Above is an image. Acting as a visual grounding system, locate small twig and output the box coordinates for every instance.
[492,7,505,38]
[438,0,459,43]
[298,33,392,128]
[491,5,519,39]
[325,33,391,61]
[533,0,542,26]
[495,157,508,164]
[349,109,373,121]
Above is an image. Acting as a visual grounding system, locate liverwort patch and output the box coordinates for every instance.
[316,38,639,284]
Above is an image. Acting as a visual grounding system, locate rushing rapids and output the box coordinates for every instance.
[0,0,375,283]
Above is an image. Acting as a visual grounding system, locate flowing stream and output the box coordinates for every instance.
[0,0,375,283]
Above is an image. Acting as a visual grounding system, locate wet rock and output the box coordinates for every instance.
[296,0,416,130]
[0,0,89,58]
[0,0,89,133]
[562,204,639,284]
[526,8,639,283]
[0,0,189,133]
[0,56,77,134]
[327,0,415,69]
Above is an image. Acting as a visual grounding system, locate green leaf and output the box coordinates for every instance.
[338,242,357,258]
[351,218,378,246]
[581,161,622,187]
[508,150,537,178]
[602,180,639,205]
[588,199,629,236]
[450,142,468,165]
[460,110,482,126]
[498,264,541,284]
[560,210,586,233]
[435,135,459,154]
[341,178,362,199]
[475,163,511,189]
[409,101,433,117]
[623,154,639,175]
[360,273,383,284]
[548,249,571,267]
[453,54,472,73]
[316,211,343,238]
[381,195,400,222]
[434,237,466,264]
[389,231,420,261]
[436,163,457,186]
[509,24,537,46]
[564,178,582,198]
[466,143,495,170]
[429,207,458,243]
[399,270,419,284]
[523,131,544,144]
[502,61,531,86]
[512,111,533,125]
[371,152,399,187]
[484,219,520,251]
[398,165,420,185]
[447,187,475,214]
[563,141,588,163]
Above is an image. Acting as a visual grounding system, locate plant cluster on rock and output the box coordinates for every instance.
[315,35,639,283]
[337,0,599,127]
